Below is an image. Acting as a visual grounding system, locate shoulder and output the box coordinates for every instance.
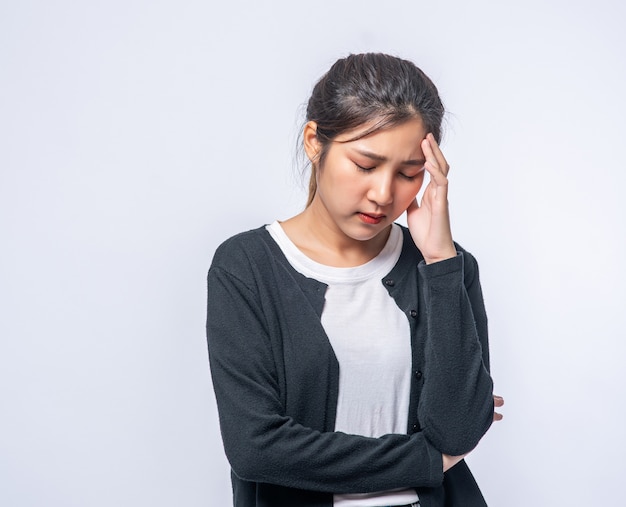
[396,224,424,264]
[212,226,271,262]
[208,226,327,317]
[209,226,281,280]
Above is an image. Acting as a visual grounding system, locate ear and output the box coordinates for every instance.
[303,121,321,163]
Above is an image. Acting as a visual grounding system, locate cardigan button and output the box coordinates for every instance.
[384,279,395,287]
[411,423,419,433]
[409,309,417,318]
[414,370,423,380]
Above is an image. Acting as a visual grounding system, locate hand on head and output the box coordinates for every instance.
[406,133,456,264]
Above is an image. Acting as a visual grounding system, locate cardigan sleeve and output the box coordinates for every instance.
[416,250,494,456]
[207,262,444,494]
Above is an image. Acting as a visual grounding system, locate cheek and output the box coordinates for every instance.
[319,163,362,197]
[396,177,424,205]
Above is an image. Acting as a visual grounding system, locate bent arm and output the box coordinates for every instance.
[207,265,443,494]
[417,250,494,456]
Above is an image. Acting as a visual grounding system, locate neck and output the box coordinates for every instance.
[280,199,391,267]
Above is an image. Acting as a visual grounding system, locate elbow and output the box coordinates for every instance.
[222,432,274,483]
[423,413,493,456]
[421,384,495,456]
[229,459,259,484]
[225,444,269,483]
[450,405,494,455]
[221,424,288,484]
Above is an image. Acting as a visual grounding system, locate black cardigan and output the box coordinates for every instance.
[206,225,494,507]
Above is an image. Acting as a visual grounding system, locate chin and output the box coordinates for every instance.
[344,223,390,242]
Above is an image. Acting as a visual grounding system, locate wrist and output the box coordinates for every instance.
[424,249,457,265]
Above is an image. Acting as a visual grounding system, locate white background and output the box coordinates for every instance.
[1,1,625,505]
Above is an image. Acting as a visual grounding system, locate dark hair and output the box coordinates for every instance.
[303,53,445,207]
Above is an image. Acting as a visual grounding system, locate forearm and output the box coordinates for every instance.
[417,251,494,455]
[209,333,444,493]
[213,389,443,493]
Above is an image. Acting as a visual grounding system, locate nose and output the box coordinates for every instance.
[367,172,394,207]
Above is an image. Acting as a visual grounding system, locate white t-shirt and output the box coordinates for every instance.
[267,222,419,507]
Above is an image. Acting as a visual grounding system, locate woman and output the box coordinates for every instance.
[206,53,503,507]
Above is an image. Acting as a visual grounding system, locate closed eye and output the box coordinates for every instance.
[399,166,425,181]
[355,163,376,172]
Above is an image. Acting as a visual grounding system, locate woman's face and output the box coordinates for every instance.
[307,117,428,244]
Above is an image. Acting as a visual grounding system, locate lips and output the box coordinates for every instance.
[358,212,385,225]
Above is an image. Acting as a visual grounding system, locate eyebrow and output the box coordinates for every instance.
[352,148,425,166]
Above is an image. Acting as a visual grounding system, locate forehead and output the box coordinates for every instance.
[334,116,426,143]
[334,117,427,153]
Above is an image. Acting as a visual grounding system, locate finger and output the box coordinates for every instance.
[493,394,504,421]
[425,133,450,177]
[421,138,449,189]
